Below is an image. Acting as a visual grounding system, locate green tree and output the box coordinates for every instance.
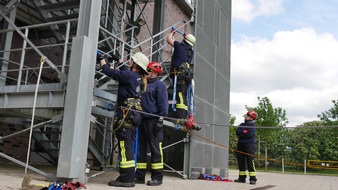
[316,100,338,160]
[288,127,321,164]
[289,99,338,167]
[229,116,236,125]
[229,115,238,165]
[318,99,338,125]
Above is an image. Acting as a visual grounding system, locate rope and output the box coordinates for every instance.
[24,56,45,174]
[113,106,132,132]
[110,106,338,170]
[187,129,338,170]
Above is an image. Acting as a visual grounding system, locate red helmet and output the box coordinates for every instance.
[147,62,163,75]
[247,110,257,120]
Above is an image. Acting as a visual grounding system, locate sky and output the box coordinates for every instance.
[230,0,338,127]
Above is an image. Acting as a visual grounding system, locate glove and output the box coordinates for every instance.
[96,50,105,63]
[170,26,176,34]
[110,51,121,62]
[156,117,164,132]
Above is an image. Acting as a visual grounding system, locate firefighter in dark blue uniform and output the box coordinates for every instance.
[235,110,258,185]
[167,30,195,120]
[97,51,149,188]
[135,62,168,186]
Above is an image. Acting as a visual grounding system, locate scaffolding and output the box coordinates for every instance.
[1,0,232,184]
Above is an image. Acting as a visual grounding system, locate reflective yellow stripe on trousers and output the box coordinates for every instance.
[151,142,163,170]
[119,141,135,168]
[176,92,188,110]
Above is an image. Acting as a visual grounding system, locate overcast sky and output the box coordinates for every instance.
[230,0,338,127]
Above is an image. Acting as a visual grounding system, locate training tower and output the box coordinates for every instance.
[0,0,232,183]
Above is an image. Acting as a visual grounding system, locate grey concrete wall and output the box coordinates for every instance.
[190,0,231,177]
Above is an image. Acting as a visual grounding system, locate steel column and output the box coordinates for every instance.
[57,0,102,183]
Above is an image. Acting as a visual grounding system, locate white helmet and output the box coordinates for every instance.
[184,34,196,46]
[131,52,149,73]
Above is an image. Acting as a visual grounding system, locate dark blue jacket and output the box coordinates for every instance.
[171,41,194,68]
[141,78,168,118]
[101,64,141,104]
[236,121,256,143]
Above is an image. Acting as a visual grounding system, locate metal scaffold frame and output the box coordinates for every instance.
[0,0,200,183]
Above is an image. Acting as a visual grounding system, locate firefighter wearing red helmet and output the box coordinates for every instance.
[147,61,163,75]
[135,62,168,186]
[234,110,258,185]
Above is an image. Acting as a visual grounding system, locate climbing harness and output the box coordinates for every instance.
[171,74,178,112]
[187,79,196,115]
[133,127,139,165]
[173,62,193,84]
[112,98,142,132]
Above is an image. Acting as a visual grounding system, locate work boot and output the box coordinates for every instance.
[147,179,162,186]
[234,178,246,183]
[249,180,257,185]
[108,180,135,187]
[249,177,257,185]
[134,178,145,184]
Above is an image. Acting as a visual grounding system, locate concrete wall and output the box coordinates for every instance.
[189,0,231,177]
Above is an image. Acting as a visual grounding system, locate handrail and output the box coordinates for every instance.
[0,11,67,82]
[95,19,190,85]
[0,18,78,34]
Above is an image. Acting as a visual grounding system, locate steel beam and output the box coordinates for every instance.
[57,0,102,184]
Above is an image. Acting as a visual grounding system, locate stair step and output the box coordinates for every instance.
[40,140,60,143]
[48,148,60,151]
[46,13,79,22]
[33,131,61,134]
[53,26,77,34]
[39,0,80,13]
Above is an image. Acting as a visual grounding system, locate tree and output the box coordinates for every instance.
[228,116,238,165]
[316,100,338,160]
[318,99,338,125]
[229,116,236,125]
[288,127,321,164]
[289,100,338,166]
[247,96,288,171]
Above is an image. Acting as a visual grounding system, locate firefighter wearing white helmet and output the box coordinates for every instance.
[167,29,195,120]
[184,34,196,47]
[131,52,149,73]
[97,50,149,187]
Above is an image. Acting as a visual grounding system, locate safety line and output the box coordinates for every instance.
[25,56,45,174]
[113,107,338,170]
[187,129,338,170]
[114,106,338,129]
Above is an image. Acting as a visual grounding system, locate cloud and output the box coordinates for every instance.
[230,28,338,127]
[232,0,284,23]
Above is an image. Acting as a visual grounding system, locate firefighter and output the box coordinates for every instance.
[135,62,168,186]
[97,51,149,188]
[234,110,258,185]
[166,30,195,120]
